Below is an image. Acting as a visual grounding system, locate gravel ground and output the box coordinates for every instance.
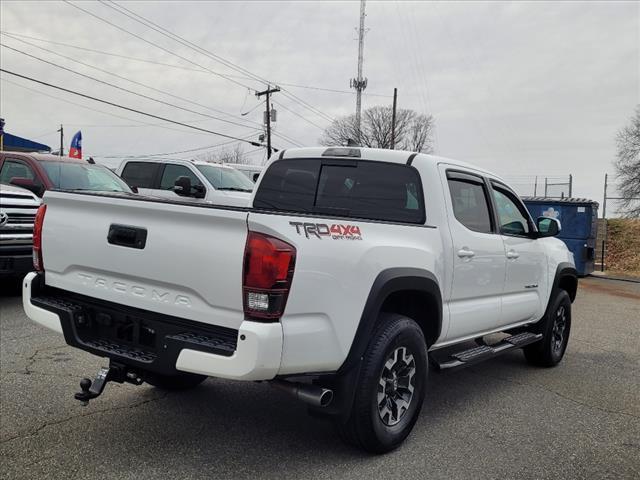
[1,276,639,479]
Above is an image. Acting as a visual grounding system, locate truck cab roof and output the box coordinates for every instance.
[278,147,503,181]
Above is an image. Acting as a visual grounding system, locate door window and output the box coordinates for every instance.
[160,164,203,190]
[120,162,160,188]
[447,177,493,234]
[0,160,36,183]
[491,186,531,236]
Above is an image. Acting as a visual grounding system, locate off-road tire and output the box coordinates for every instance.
[337,313,428,453]
[524,289,571,367]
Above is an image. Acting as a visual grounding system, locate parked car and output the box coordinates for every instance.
[22,147,577,453]
[116,159,254,206]
[0,152,133,197]
[0,183,40,278]
[223,162,263,182]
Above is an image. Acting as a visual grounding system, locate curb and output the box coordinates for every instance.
[589,272,640,284]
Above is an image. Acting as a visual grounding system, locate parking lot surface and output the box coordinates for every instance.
[1,277,639,479]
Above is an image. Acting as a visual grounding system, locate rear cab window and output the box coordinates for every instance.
[253,158,425,224]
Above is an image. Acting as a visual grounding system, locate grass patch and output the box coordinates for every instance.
[606,219,640,277]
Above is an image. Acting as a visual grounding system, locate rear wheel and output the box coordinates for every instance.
[143,371,207,390]
[337,313,428,453]
[524,289,571,367]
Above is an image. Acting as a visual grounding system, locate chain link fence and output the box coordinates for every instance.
[597,173,640,272]
[502,175,573,198]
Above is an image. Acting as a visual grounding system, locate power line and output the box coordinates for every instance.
[1,30,389,98]
[0,30,206,73]
[1,34,266,130]
[15,9,303,147]
[1,77,217,136]
[98,136,258,158]
[100,0,335,123]
[275,81,390,98]
[1,43,295,144]
[61,0,256,91]
[102,0,268,85]
[0,68,274,148]
[273,102,325,131]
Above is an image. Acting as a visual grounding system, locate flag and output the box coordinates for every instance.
[69,130,82,159]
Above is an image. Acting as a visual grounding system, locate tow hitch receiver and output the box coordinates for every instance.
[74,362,143,406]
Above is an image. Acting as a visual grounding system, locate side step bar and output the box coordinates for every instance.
[431,332,543,371]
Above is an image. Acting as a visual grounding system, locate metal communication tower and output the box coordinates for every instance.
[350,0,368,140]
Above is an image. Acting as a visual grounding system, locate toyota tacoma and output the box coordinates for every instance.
[22,147,577,453]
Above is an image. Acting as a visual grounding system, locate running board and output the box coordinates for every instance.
[431,332,543,371]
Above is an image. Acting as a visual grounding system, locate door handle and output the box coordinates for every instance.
[457,248,475,258]
[506,250,520,259]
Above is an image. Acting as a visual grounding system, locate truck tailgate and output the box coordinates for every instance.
[41,192,248,330]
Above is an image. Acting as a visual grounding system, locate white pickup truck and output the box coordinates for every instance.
[116,158,254,206]
[23,147,577,453]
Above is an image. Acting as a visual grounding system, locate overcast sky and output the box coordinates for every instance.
[1,1,638,208]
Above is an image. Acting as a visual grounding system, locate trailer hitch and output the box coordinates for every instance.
[74,362,143,406]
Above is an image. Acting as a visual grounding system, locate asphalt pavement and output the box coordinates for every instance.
[1,277,639,479]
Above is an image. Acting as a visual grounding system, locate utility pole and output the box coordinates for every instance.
[568,174,573,198]
[350,0,368,142]
[391,87,398,149]
[57,124,64,157]
[601,173,608,272]
[255,85,280,158]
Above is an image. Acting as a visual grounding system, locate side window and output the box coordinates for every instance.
[159,164,203,190]
[447,176,493,233]
[120,162,159,189]
[491,186,531,236]
[0,160,36,183]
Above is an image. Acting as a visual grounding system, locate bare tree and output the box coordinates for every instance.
[614,106,640,217]
[320,105,435,153]
[195,143,251,164]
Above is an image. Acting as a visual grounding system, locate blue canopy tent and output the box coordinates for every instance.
[1,132,51,153]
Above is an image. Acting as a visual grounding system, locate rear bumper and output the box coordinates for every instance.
[22,272,283,381]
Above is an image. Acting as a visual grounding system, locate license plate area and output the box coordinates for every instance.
[31,284,239,374]
[75,309,158,363]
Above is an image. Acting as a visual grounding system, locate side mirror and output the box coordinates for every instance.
[192,184,206,199]
[173,176,192,196]
[130,185,139,194]
[10,177,44,197]
[536,217,561,237]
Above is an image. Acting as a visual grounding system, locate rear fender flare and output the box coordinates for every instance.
[337,268,442,375]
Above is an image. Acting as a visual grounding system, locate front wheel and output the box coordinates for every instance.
[524,289,572,367]
[337,313,428,453]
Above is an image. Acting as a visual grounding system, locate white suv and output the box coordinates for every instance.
[116,159,254,206]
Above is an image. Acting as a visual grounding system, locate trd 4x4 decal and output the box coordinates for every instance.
[290,221,363,240]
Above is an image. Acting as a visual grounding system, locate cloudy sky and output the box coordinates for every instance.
[1,1,638,208]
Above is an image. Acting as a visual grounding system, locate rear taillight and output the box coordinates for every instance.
[33,204,47,272]
[243,231,296,321]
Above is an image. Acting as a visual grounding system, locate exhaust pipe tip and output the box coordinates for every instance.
[271,380,334,408]
[317,388,333,407]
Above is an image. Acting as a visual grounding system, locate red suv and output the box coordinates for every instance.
[0,152,131,197]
